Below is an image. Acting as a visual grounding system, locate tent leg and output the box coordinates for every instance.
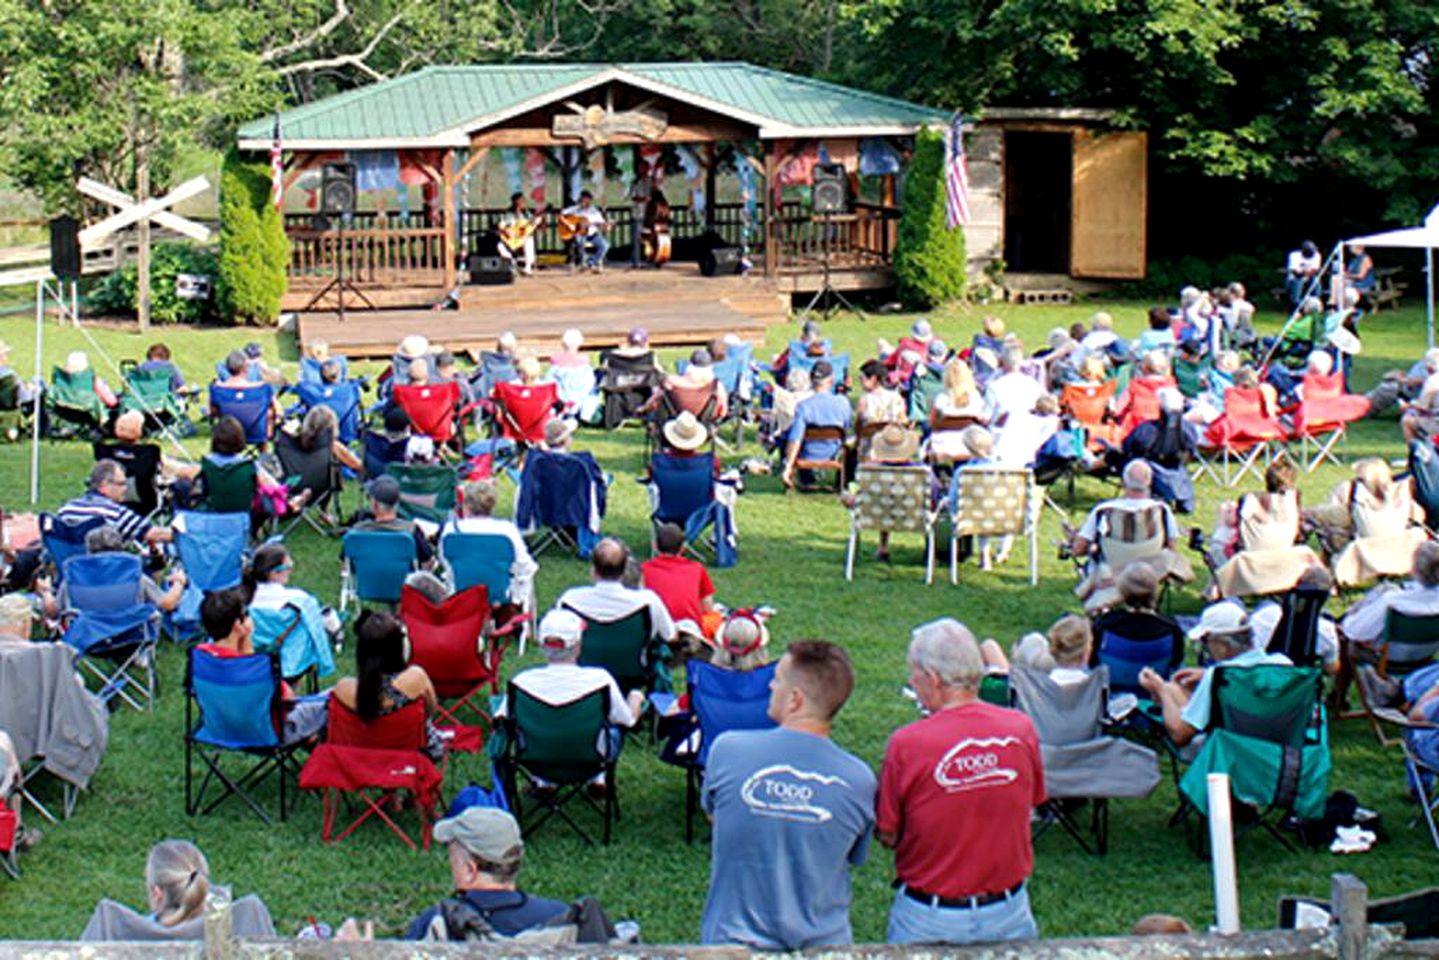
[30,280,43,504]
[1427,247,1434,351]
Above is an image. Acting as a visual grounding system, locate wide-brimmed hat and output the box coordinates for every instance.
[663,411,708,451]
[397,335,430,360]
[544,417,577,448]
[63,351,89,375]
[720,611,768,656]
[869,423,919,462]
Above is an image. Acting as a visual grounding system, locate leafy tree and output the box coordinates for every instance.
[893,127,965,309]
[217,151,289,325]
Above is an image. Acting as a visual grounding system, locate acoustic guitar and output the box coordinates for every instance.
[497,213,544,251]
[556,213,598,243]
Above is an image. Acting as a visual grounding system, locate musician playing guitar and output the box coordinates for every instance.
[559,190,609,273]
[497,192,542,275]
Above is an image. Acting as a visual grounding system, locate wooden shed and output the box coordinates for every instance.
[965,108,1148,285]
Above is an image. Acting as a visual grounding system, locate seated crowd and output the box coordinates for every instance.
[3,276,1438,950]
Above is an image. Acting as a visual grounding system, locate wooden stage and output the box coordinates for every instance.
[294,270,794,360]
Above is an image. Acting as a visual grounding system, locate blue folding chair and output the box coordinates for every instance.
[215,358,267,383]
[441,531,516,601]
[550,365,600,422]
[650,452,726,563]
[340,529,418,614]
[474,351,519,399]
[362,430,409,480]
[39,512,106,586]
[184,647,299,824]
[673,660,779,841]
[294,380,363,444]
[1096,631,1180,696]
[170,511,250,640]
[712,343,756,448]
[787,350,850,389]
[299,355,350,385]
[209,383,274,447]
[516,449,607,558]
[61,553,160,712]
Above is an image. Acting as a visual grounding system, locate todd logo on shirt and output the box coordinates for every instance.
[740,764,847,823]
[932,737,1020,793]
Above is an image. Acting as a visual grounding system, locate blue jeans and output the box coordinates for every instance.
[582,232,609,268]
[887,884,1037,945]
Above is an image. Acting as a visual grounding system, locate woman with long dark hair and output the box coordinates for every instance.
[332,611,442,759]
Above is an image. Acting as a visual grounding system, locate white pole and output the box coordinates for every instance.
[1427,247,1435,351]
[30,280,43,505]
[1207,773,1241,934]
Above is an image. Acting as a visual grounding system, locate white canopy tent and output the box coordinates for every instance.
[1343,203,1439,349]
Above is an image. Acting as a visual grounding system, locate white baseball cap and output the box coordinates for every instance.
[538,609,584,649]
[1187,601,1250,641]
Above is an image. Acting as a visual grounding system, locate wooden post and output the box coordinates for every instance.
[441,148,457,293]
[135,152,151,331]
[1331,873,1367,960]
[763,140,779,278]
[704,143,717,233]
[882,173,897,258]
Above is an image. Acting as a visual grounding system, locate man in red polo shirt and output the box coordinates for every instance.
[877,617,1044,945]
[641,523,720,645]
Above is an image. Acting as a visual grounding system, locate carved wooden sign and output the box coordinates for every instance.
[552,101,668,149]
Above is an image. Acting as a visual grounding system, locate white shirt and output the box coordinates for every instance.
[1077,496,1180,544]
[562,204,606,233]
[1250,601,1339,664]
[509,662,635,727]
[1339,582,1439,644]
[1287,249,1321,276]
[1050,667,1090,687]
[994,411,1058,468]
[249,581,313,611]
[557,580,676,642]
[985,371,1045,422]
[439,515,539,602]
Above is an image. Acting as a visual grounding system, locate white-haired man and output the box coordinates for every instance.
[876,619,1044,945]
[984,345,1045,425]
[1070,460,1193,609]
[1139,602,1291,747]
[440,478,538,607]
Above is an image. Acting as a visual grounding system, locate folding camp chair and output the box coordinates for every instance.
[93,441,165,520]
[846,464,937,582]
[249,603,327,692]
[1265,587,1330,667]
[1059,381,1120,451]
[39,511,107,585]
[792,426,848,493]
[597,351,661,428]
[1011,665,1160,854]
[516,449,607,557]
[198,457,257,514]
[293,380,364,445]
[385,462,458,527]
[491,380,559,448]
[439,531,534,652]
[45,366,108,439]
[474,351,519,400]
[789,350,851,390]
[209,383,274,448]
[1116,377,1172,439]
[361,429,408,480]
[61,553,160,712]
[712,343,755,449]
[170,510,250,639]
[0,370,30,442]
[906,362,945,424]
[1094,628,1183,696]
[1196,387,1288,487]
[1412,440,1439,533]
[948,467,1039,585]
[339,529,417,614]
[118,362,193,434]
[299,354,350,385]
[550,364,600,422]
[648,382,720,458]
[670,659,777,842]
[275,431,342,537]
[496,683,618,846]
[393,381,468,448]
[401,584,509,732]
[1352,609,1439,746]
[566,606,668,696]
[1290,372,1369,472]
[0,807,17,880]
[1177,665,1329,854]
[184,647,300,824]
[649,452,725,562]
[300,698,442,851]
[1370,706,1439,849]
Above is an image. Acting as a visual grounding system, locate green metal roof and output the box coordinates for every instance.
[237,62,943,147]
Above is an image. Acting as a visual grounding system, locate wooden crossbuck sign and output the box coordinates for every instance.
[76,175,211,245]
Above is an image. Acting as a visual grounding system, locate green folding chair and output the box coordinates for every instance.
[119,362,192,434]
[496,683,618,846]
[1178,664,1329,854]
[46,366,107,438]
[565,605,670,696]
[385,463,457,527]
[199,458,258,516]
[1360,610,1439,746]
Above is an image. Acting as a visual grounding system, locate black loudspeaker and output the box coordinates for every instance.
[320,163,357,216]
[467,254,515,286]
[812,163,848,214]
[49,215,81,280]
[700,246,743,277]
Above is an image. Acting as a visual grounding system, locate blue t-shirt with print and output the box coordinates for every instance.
[700,726,876,950]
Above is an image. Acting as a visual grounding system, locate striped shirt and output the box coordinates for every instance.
[56,491,151,544]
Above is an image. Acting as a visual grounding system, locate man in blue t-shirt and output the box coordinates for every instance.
[405,807,570,940]
[783,360,852,488]
[701,640,876,949]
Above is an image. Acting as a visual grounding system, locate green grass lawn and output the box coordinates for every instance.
[1,298,1438,942]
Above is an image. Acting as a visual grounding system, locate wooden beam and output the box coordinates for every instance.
[441,148,456,293]
[456,146,489,182]
[471,122,751,148]
[763,141,779,278]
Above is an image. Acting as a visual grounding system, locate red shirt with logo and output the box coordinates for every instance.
[641,554,714,627]
[876,701,1044,898]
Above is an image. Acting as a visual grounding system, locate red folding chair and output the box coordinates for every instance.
[299,699,443,851]
[1116,376,1175,439]
[1291,371,1371,472]
[1198,386,1290,487]
[491,381,559,446]
[1060,381,1120,450]
[400,584,523,735]
[393,381,472,446]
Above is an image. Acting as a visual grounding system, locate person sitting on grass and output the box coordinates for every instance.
[197,588,329,745]
[332,609,444,761]
[80,840,275,941]
[642,522,720,648]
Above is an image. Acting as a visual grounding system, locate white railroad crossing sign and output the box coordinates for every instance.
[76,175,211,245]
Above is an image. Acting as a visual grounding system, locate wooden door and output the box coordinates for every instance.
[1070,130,1147,279]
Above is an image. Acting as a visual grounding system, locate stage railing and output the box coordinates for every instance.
[772,201,899,272]
[456,202,762,257]
[287,226,446,287]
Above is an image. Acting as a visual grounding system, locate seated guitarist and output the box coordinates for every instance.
[562,190,609,272]
[497,192,540,276]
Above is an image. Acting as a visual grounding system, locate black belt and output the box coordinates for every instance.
[901,881,1024,910]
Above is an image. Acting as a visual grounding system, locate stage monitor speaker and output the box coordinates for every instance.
[320,163,357,216]
[49,215,81,280]
[812,163,848,214]
[700,246,743,277]
[467,253,515,286]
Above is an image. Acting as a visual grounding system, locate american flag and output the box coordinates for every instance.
[269,113,284,211]
[944,112,970,229]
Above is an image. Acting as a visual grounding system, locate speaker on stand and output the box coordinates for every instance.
[812,163,848,215]
[305,162,372,320]
[49,215,82,281]
[799,164,866,321]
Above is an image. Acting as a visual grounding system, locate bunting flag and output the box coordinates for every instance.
[524,148,547,206]
[501,148,524,196]
[269,114,284,211]
[944,112,971,229]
